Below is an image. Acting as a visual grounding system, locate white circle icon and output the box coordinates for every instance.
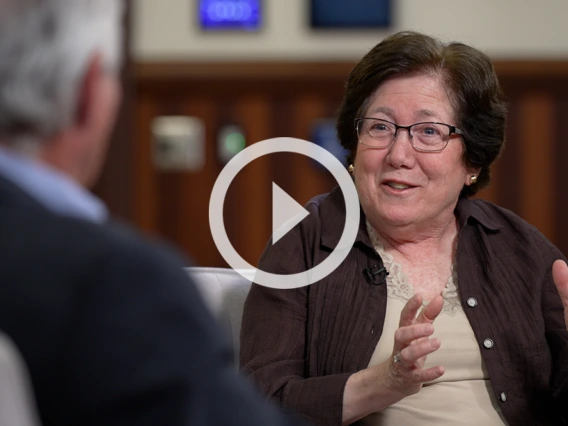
[209,137,360,289]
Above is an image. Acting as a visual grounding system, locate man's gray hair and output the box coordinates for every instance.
[0,0,123,145]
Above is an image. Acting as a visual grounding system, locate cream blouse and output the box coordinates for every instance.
[361,222,508,425]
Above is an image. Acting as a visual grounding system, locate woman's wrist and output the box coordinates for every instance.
[342,363,406,425]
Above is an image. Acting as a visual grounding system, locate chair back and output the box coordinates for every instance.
[0,331,40,426]
[187,267,254,367]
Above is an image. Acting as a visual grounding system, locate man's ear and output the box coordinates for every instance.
[43,51,121,186]
[74,52,104,129]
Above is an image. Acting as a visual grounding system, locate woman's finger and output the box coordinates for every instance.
[393,323,434,349]
[416,294,444,324]
[398,338,441,366]
[411,365,445,383]
[399,294,423,327]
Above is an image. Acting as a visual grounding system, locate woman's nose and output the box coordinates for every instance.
[386,129,416,169]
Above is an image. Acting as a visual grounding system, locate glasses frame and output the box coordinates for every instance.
[355,117,464,153]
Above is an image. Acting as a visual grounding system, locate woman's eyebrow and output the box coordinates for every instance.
[366,107,442,121]
[415,109,440,120]
[367,106,394,117]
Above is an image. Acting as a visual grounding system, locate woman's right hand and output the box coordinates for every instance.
[342,293,445,424]
[381,293,445,398]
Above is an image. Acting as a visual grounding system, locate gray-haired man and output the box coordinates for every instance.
[0,1,302,425]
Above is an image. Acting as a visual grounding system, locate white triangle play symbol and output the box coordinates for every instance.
[272,183,310,245]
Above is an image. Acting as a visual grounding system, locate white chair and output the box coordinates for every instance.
[0,331,40,426]
[186,267,255,367]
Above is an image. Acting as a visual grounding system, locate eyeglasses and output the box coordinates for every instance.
[355,118,463,153]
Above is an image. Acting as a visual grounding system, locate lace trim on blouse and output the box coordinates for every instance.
[365,219,461,316]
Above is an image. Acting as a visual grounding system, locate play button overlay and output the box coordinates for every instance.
[272,183,310,245]
[209,137,359,289]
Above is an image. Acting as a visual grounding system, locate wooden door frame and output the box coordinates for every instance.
[93,0,133,221]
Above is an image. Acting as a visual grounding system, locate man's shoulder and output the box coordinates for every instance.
[86,217,187,266]
[0,204,190,281]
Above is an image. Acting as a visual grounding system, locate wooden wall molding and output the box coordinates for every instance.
[135,60,568,82]
[135,61,356,82]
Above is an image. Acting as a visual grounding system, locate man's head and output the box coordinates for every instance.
[0,0,124,186]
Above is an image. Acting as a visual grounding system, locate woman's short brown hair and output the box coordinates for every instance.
[336,31,507,197]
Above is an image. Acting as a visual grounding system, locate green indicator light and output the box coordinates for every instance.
[225,132,246,154]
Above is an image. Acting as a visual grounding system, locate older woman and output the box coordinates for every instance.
[240,31,568,425]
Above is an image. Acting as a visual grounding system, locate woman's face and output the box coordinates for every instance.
[353,73,476,233]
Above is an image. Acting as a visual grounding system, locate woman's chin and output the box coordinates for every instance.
[382,216,416,227]
[372,210,418,228]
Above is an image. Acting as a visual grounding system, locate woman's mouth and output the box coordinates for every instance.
[384,181,413,190]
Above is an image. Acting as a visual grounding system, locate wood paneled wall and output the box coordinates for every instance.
[93,0,132,220]
[133,61,568,267]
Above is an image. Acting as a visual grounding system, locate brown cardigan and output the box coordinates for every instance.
[240,186,568,426]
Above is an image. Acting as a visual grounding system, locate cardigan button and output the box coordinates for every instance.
[466,297,478,308]
[483,338,494,349]
[499,392,507,402]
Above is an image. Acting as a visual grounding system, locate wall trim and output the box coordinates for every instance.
[135,60,568,82]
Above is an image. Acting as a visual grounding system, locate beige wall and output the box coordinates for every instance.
[133,0,568,61]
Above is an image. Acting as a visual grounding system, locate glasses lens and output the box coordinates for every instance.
[359,119,394,147]
[411,123,449,151]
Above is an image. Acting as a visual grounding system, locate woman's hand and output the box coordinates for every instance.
[342,293,445,425]
[552,260,568,330]
[382,293,445,398]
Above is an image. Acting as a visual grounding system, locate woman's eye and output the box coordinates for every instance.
[422,126,440,136]
[372,123,389,131]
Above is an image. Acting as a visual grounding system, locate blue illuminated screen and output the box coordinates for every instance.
[311,0,390,28]
[199,0,261,30]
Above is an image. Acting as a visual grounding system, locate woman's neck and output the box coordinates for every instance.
[370,215,459,264]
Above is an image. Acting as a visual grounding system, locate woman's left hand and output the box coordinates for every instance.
[552,260,568,330]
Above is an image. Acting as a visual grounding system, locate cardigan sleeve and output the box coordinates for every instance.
[240,283,351,426]
[538,235,568,417]
[239,210,352,426]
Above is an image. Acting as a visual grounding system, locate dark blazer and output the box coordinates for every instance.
[0,174,300,426]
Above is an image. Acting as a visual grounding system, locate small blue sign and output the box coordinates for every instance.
[312,119,350,168]
[199,0,261,31]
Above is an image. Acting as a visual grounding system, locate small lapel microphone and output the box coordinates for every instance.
[363,264,389,285]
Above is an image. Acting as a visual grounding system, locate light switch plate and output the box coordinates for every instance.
[152,116,205,172]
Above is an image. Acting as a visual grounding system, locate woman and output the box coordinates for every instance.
[240,31,568,425]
